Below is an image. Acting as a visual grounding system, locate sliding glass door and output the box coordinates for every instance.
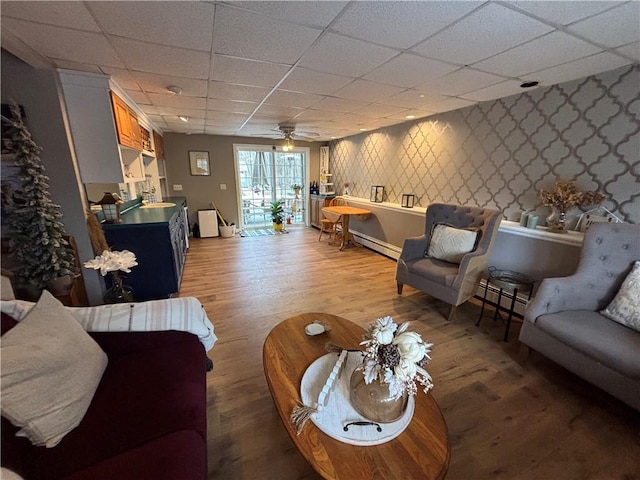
[234,145,309,230]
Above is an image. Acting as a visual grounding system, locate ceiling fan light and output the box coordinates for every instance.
[178,115,189,122]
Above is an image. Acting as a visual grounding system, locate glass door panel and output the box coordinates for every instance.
[234,146,308,229]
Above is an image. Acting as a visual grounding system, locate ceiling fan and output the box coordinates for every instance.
[251,123,319,150]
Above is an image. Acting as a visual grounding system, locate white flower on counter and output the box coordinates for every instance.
[84,250,138,276]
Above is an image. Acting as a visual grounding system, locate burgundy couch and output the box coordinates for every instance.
[1,313,208,480]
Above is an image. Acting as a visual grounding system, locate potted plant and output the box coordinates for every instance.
[291,184,302,195]
[4,103,77,299]
[270,200,285,232]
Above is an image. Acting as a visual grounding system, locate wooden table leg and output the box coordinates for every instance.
[339,215,349,250]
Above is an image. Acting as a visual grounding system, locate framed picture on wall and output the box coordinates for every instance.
[189,151,210,176]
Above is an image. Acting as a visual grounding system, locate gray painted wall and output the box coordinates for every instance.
[330,64,640,225]
[163,133,323,227]
[1,50,103,304]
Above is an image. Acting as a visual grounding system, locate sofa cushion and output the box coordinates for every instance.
[0,291,108,447]
[427,224,479,264]
[4,331,206,479]
[62,430,206,480]
[601,260,640,332]
[535,310,640,378]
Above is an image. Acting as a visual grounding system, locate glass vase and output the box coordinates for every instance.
[104,273,134,304]
[349,366,408,423]
[546,206,567,233]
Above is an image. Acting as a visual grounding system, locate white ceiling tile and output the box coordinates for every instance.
[146,114,166,125]
[615,42,640,62]
[1,1,100,31]
[131,72,208,97]
[312,97,371,114]
[213,5,322,64]
[52,59,102,75]
[155,106,206,119]
[204,127,241,135]
[210,55,290,87]
[508,1,623,26]
[459,79,528,103]
[231,1,348,28]
[267,90,325,109]
[89,2,214,51]
[125,90,151,105]
[567,2,640,48]
[426,97,477,114]
[206,99,258,115]
[254,103,304,118]
[110,37,210,79]
[363,53,459,88]
[206,111,249,124]
[352,103,408,117]
[2,18,123,67]
[294,109,346,122]
[529,52,633,87]
[332,1,480,49]
[379,89,448,109]
[385,108,436,121]
[101,67,142,91]
[164,117,206,127]
[331,79,405,103]
[278,67,354,95]
[147,94,207,109]
[474,31,603,77]
[208,82,271,102]
[418,68,507,96]
[298,32,398,77]
[411,3,554,65]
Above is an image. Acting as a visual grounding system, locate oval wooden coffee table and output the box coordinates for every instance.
[263,313,450,480]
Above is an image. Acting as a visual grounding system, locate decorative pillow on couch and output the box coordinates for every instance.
[601,261,640,332]
[427,224,479,264]
[0,290,108,447]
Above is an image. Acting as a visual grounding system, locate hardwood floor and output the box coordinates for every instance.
[179,227,640,480]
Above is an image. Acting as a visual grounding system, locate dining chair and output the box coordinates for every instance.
[318,196,347,243]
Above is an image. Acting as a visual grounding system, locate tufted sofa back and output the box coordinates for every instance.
[423,203,501,254]
[574,222,640,309]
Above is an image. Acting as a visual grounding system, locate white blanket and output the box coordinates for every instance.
[1,297,217,352]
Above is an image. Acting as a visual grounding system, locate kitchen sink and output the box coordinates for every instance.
[140,202,176,208]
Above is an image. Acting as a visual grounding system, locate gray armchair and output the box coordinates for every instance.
[520,222,640,410]
[396,203,502,320]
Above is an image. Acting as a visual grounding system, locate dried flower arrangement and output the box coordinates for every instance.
[539,179,605,212]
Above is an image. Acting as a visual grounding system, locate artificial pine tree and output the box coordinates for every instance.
[5,102,75,290]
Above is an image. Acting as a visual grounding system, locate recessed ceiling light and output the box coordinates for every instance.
[360,128,367,131]
[167,86,183,95]
[520,81,539,88]
[405,115,416,119]
[419,94,425,98]
[178,115,189,122]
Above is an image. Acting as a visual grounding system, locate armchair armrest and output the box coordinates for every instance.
[399,235,428,261]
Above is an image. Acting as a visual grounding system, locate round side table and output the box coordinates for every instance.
[476,267,534,341]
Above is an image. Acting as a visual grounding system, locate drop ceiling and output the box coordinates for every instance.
[2,1,638,141]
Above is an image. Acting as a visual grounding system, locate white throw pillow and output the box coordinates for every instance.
[0,290,108,447]
[427,224,479,264]
[601,261,640,332]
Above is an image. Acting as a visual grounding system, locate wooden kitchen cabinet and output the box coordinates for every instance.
[153,130,165,160]
[110,91,142,151]
[309,194,335,228]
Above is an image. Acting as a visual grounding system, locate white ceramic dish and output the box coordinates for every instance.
[305,323,326,336]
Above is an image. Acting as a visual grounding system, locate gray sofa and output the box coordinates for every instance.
[520,222,640,410]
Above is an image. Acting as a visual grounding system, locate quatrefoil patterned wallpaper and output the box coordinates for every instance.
[330,64,639,225]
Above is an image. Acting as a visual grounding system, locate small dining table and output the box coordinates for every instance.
[321,205,371,250]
